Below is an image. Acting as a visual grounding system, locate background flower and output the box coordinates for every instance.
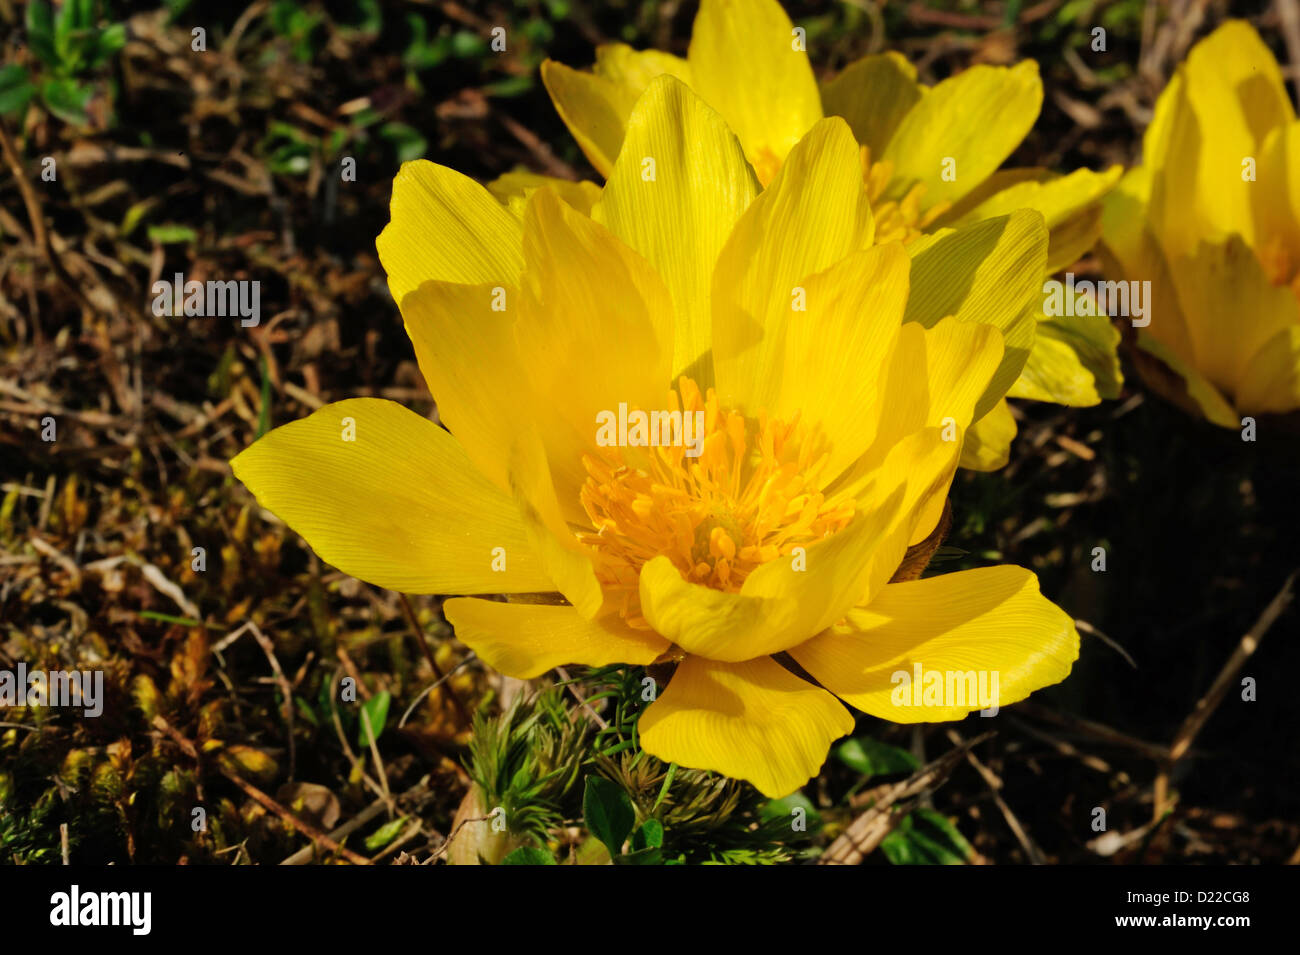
[1101,20,1300,424]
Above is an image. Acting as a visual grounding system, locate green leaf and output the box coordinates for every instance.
[880,825,922,865]
[0,66,36,116]
[292,696,319,728]
[880,810,973,865]
[620,846,664,865]
[583,776,634,858]
[145,224,197,244]
[378,122,426,164]
[402,14,448,70]
[137,610,219,629]
[347,0,383,36]
[835,737,919,779]
[450,30,486,58]
[255,353,271,439]
[53,0,87,68]
[905,829,966,864]
[502,847,556,865]
[632,819,663,851]
[357,691,391,749]
[482,75,535,99]
[929,545,969,563]
[759,791,821,831]
[912,808,975,862]
[87,23,128,68]
[26,1,59,68]
[119,200,153,238]
[39,78,92,124]
[363,816,407,851]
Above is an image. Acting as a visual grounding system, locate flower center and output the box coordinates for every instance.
[578,377,855,628]
[860,145,951,246]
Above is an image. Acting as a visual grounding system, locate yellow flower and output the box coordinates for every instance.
[532,0,1125,469]
[232,78,1078,798]
[1101,21,1300,423]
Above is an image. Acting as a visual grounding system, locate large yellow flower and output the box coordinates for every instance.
[1101,21,1300,423]
[532,0,1124,469]
[232,78,1079,797]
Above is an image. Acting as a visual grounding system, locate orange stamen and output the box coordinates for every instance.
[578,378,855,628]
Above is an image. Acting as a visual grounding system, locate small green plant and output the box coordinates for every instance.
[503,776,671,866]
[1,0,127,124]
[880,809,977,865]
[0,775,61,864]
[268,0,325,64]
[457,688,588,862]
[582,775,672,865]
[257,115,426,178]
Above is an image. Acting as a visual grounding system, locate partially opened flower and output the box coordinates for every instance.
[232,78,1078,797]
[532,0,1124,468]
[1101,21,1300,423]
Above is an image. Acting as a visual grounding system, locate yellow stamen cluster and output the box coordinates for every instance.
[860,145,951,246]
[578,378,855,628]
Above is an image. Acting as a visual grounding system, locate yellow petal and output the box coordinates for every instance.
[1039,313,1123,400]
[687,0,822,184]
[442,598,668,679]
[594,76,759,383]
[1190,16,1289,134]
[1158,20,1294,252]
[1238,326,1300,415]
[790,566,1079,722]
[376,160,524,307]
[639,655,853,798]
[882,62,1042,208]
[863,317,1006,460]
[1253,120,1300,276]
[1132,329,1239,428]
[487,169,603,218]
[540,61,636,178]
[959,398,1016,471]
[541,46,694,178]
[399,189,675,515]
[230,399,553,595]
[639,428,959,662]
[515,188,675,503]
[711,119,875,350]
[595,43,693,89]
[1008,312,1123,407]
[943,166,1123,273]
[717,243,908,480]
[1144,75,1203,259]
[397,280,528,494]
[905,210,1046,418]
[710,116,884,467]
[909,317,1006,432]
[1170,236,1298,400]
[1099,166,1197,364]
[820,51,922,156]
[841,317,1001,526]
[1006,335,1100,406]
[507,428,607,619]
[398,271,608,613]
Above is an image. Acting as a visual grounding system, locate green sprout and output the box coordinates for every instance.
[1,0,127,125]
